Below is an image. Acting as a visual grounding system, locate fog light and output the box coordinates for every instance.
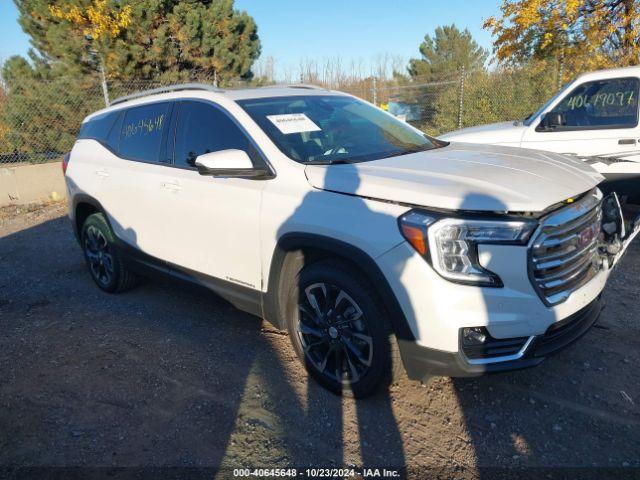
[462,327,488,346]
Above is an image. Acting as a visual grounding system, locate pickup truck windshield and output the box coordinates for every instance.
[237,95,445,164]
[523,82,571,126]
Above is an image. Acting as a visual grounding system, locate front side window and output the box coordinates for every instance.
[119,102,171,162]
[173,101,250,168]
[237,95,445,164]
[545,77,640,129]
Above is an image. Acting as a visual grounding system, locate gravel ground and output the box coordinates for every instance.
[0,202,638,479]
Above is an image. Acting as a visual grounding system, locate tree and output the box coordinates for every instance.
[1,55,104,157]
[14,0,261,83]
[0,82,7,151]
[484,0,640,75]
[401,25,488,134]
[408,24,488,80]
[49,0,132,104]
[424,65,557,135]
[49,0,132,41]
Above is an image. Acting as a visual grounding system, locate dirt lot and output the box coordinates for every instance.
[0,202,639,479]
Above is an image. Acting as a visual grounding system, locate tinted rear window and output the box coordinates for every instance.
[119,102,171,162]
[78,111,121,146]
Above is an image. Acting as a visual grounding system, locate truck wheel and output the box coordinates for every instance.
[285,259,401,398]
[81,213,139,293]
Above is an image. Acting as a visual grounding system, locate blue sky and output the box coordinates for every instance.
[1,0,501,73]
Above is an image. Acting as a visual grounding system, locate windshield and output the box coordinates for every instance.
[237,95,445,164]
[523,82,573,126]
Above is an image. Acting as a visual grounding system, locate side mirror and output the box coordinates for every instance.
[194,149,270,178]
[540,112,565,130]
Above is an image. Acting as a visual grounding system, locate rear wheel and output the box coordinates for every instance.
[81,213,139,293]
[285,260,401,398]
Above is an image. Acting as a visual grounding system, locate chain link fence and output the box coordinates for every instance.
[0,72,221,165]
[379,68,559,137]
[0,68,561,165]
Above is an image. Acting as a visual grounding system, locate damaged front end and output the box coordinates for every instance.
[530,189,638,307]
[599,192,640,269]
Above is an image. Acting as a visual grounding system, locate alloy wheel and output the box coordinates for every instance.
[297,282,374,385]
[84,225,114,287]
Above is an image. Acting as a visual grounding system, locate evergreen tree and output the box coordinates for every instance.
[13,0,261,83]
[402,25,488,134]
[408,24,488,80]
[1,54,104,157]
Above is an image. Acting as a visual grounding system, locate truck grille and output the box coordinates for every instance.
[530,190,602,306]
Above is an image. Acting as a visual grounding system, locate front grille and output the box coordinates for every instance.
[530,190,603,306]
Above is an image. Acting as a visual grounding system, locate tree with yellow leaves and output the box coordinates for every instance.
[485,0,640,78]
[48,0,133,104]
[49,0,132,41]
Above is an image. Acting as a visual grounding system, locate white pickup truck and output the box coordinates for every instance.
[441,66,640,204]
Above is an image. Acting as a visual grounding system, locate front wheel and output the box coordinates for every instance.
[285,260,400,398]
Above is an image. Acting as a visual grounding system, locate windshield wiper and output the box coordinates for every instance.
[304,158,356,165]
[398,144,434,155]
[372,143,441,160]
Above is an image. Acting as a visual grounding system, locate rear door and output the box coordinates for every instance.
[98,101,177,259]
[158,100,265,290]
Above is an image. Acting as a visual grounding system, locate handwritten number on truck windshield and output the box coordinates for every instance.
[549,77,640,128]
[566,90,635,110]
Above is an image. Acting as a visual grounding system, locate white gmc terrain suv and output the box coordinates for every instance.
[65,84,639,397]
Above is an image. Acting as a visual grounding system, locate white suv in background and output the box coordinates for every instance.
[65,84,638,397]
[441,66,640,204]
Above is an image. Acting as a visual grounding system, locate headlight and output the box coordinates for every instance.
[399,210,537,287]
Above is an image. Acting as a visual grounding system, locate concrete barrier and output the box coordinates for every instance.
[0,162,66,207]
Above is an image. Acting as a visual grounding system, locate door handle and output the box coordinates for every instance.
[161,181,181,192]
[618,138,636,145]
[94,169,110,178]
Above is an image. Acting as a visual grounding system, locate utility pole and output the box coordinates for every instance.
[98,55,110,107]
[557,51,565,91]
[372,76,378,105]
[457,66,465,130]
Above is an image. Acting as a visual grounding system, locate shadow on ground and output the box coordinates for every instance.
[0,207,639,479]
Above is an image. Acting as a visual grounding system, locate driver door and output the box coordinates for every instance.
[521,76,640,161]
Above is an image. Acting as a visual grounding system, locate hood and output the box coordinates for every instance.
[304,143,605,212]
[439,121,527,144]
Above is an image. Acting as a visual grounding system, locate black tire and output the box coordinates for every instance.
[81,213,139,293]
[285,259,402,398]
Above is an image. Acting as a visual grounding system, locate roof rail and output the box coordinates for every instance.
[285,84,326,90]
[249,83,326,91]
[110,83,224,106]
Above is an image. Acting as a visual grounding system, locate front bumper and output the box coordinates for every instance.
[377,190,638,374]
[399,296,604,380]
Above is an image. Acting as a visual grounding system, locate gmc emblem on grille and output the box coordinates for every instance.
[579,224,597,247]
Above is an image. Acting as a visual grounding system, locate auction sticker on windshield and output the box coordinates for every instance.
[266,113,321,134]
